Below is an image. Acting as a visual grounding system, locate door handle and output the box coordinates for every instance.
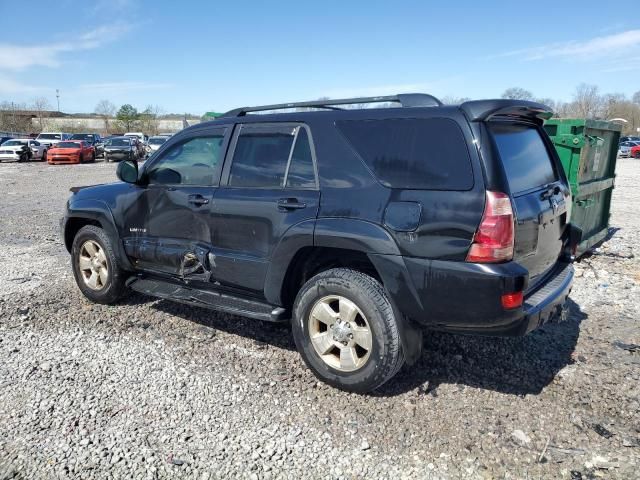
[277,198,306,211]
[188,194,209,206]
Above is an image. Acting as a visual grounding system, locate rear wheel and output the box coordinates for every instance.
[292,268,404,393]
[71,225,128,304]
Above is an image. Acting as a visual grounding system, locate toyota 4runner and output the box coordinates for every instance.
[61,94,579,393]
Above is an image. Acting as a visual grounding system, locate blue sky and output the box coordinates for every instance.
[1,0,639,114]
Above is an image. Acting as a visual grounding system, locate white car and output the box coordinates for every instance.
[124,132,148,145]
[146,135,168,156]
[36,132,71,149]
[618,141,640,158]
[0,138,48,162]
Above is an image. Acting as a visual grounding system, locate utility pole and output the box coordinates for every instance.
[11,101,16,136]
[56,89,60,112]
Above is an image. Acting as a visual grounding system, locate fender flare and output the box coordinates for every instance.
[267,217,423,365]
[64,199,135,271]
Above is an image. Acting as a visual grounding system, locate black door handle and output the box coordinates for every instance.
[277,198,306,210]
[188,194,209,206]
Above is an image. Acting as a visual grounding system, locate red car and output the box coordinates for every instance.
[48,140,95,165]
[631,144,640,158]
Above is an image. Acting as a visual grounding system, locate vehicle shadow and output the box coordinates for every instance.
[376,298,587,397]
[149,298,297,352]
[145,294,586,398]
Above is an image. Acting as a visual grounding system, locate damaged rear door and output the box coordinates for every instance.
[122,127,229,278]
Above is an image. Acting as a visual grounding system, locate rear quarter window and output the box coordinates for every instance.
[336,118,473,190]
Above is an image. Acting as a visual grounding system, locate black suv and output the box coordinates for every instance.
[61,94,578,393]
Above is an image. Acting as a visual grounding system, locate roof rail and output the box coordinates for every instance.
[221,93,443,118]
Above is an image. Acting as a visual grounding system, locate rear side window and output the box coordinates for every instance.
[229,125,317,189]
[286,128,316,189]
[490,123,557,194]
[229,126,295,188]
[336,118,473,190]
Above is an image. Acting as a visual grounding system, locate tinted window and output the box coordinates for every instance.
[38,133,61,140]
[490,123,557,194]
[106,138,131,147]
[337,118,473,190]
[229,126,295,188]
[286,128,316,189]
[147,134,225,186]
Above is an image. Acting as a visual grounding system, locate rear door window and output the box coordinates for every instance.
[229,125,295,188]
[228,124,317,189]
[489,123,557,194]
[336,118,473,190]
[286,128,316,189]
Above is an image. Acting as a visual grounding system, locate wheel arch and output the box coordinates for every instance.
[64,199,135,271]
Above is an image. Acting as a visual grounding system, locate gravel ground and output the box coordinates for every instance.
[0,159,638,479]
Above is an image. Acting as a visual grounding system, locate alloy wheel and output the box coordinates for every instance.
[308,295,373,372]
[78,240,109,290]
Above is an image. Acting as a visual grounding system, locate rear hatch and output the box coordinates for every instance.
[488,122,569,290]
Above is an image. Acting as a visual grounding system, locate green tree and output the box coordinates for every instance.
[501,87,534,101]
[116,104,139,131]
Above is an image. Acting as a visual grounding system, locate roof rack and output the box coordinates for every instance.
[221,93,443,118]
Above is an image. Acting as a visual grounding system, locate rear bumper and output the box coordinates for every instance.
[370,254,573,337]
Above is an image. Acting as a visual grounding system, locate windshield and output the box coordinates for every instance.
[2,140,27,146]
[70,134,94,141]
[149,137,166,145]
[38,133,62,140]
[106,138,131,147]
[56,142,81,148]
[490,123,558,194]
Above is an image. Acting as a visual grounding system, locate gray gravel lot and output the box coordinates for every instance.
[0,159,638,479]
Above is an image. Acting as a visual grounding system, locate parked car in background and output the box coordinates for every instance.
[124,132,148,145]
[103,136,138,162]
[0,136,14,146]
[0,138,47,162]
[618,141,640,157]
[61,94,579,392]
[70,133,104,158]
[48,140,95,165]
[620,136,640,143]
[146,135,168,156]
[630,144,640,158]
[36,132,71,149]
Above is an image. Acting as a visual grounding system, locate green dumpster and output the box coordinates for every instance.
[543,118,621,256]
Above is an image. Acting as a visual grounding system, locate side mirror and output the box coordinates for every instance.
[116,160,139,184]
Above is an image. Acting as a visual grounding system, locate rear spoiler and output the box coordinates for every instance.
[460,100,553,125]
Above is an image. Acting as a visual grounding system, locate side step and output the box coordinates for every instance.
[128,277,289,322]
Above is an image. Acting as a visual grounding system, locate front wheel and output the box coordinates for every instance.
[292,268,404,393]
[71,225,128,304]
[42,149,47,162]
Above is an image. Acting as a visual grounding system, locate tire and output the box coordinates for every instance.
[291,268,404,393]
[634,152,640,159]
[92,151,96,162]
[71,225,128,304]
[42,149,47,162]
[79,154,84,163]
[105,155,110,163]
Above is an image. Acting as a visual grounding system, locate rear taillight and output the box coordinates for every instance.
[466,191,514,263]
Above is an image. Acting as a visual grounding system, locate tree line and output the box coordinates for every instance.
[498,84,640,135]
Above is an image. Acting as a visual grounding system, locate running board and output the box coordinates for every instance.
[127,277,289,322]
